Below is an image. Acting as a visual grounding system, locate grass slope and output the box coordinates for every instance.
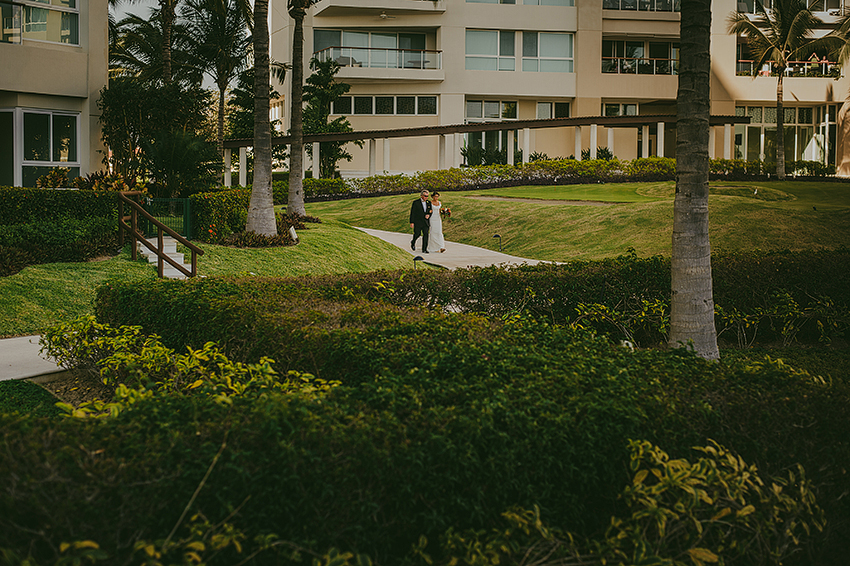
[0,220,415,337]
[307,181,850,260]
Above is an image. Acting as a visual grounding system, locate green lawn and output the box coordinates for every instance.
[0,220,414,337]
[307,181,850,260]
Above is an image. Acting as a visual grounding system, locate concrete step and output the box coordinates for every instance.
[135,236,193,279]
[146,252,185,265]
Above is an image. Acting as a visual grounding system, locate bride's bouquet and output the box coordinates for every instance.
[441,207,452,218]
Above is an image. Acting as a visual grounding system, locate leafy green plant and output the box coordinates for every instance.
[36,167,73,188]
[581,147,614,161]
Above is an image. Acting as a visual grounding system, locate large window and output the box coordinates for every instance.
[465,99,518,157]
[11,0,80,45]
[522,32,573,72]
[733,104,827,164]
[22,110,79,186]
[602,40,678,75]
[537,102,570,119]
[602,0,680,11]
[332,95,438,116]
[465,30,515,71]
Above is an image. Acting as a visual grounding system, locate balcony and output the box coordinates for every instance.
[315,46,443,81]
[313,0,445,18]
[602,57,678,75]
[736,60,841,78]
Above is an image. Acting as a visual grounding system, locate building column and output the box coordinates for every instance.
[607,128,614,156]
[724,123,733,159]
[507,130,515,165]
[239,147,247,186]
[454,133,463,167]
[438,134,447,169]
[642,125,650,158]
[223,148,232,187]
[312,141,321,179]
[657,122,665,157]
[523,128,531,163]
[383,138,391,172]
[575,126,582,160]
[590,124,598,159]
[369,138,377,177]
[709,127,716,159]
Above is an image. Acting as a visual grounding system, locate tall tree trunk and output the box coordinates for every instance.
[246,0,277,235]
[669,0,719,360]
[160,0,174,83]
[776,72,786,179]
[287,3,307,217]
[217,81,226,157]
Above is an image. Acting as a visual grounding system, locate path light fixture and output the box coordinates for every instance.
[413,255,424,269]
[493,234,502,252]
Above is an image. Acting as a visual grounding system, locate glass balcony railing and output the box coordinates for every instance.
[1,1,21,43]
[601,57,679,75]
[736,60,841,78]
[315,46,442,70]
[602,0,680,11]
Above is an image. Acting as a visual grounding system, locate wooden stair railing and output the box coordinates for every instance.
[118,191,204,278]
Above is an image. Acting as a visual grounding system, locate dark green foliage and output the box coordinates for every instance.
[189,188,250,242]
[581,147,614,161]
[0,380,62,417]
[98,78,213,183]
[225,68,288,167]
[710,158,836,178]
[1,320,849,564]
[141,129,222,198]
[303,58,361,178]
[0,187,119,226]
[219,230,295,248]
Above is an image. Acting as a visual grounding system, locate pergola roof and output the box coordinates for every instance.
[222,114,750,149]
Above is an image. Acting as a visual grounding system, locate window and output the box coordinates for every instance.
[603,0,680,11]
[466,100,518,121]
[14,0,79,45]
[333,95,438,116]
[537,102,570,119]
[603,103,637,116]
[602,40,678,75]
[465,30,515,71]
[522,32,573,72]
[19,110,80,187]
[468,0,516,3]
[1,1,22,43]
[734,104,828,164]
[524,0,574,5]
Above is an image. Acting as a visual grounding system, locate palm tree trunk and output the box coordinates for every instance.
[160,0,174,83]
[669,0,719,360]
[217,82,226,157]
[245,0,277,235]
[776,72,786,179]
[287,2,307,217]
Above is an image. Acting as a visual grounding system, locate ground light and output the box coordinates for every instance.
[413,255,424,269]
[493,234,502,252]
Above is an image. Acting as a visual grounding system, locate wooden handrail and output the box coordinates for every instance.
[118,191,203,278]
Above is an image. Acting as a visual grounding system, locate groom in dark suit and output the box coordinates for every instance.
[409,190,432,253]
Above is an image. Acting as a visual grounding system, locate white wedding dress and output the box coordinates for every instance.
[428,202,445,252]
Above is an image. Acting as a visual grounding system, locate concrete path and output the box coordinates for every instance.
[357,227,551,271]
[0,335,63,382]
[0,231,550,382]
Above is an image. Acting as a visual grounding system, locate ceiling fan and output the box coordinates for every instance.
[376,11,397,20]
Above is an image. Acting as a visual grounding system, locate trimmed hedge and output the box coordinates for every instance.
[2,318,849,564]
[0,186,119,226]
[96,249,850,354]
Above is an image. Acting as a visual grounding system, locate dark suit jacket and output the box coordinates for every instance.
[409,198,432,228]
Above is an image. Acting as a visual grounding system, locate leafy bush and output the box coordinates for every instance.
[219,230,296,248]
[0,216,118,268]
[0,187,119,227]
[710,158,836,179]
[5,314,849,565]
[189,188,250,242]
[36,167,75,188]
[580,146,614,161]
[71,170,149,193]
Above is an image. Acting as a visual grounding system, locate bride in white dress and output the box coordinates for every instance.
[428,191,446,253]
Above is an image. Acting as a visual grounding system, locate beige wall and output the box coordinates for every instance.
[0,0,108,180]
[270,0,850,176]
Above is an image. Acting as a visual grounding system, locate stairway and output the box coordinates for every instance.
[137,236,194,279]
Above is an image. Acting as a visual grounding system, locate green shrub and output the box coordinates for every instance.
[0,216,118,267]
[0,187,119,226]
[5,315,849,565]
[189,188,250,242]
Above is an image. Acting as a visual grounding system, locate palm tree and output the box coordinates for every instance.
[109,0,182,83]
[728,0,836,179]
[669,0,719,359]
[287,0,318,217]
[245,0,277,236]
[110,11,203,87]
[181,0,250,157]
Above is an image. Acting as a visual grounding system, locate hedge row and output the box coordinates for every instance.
[0,186,119,226]
[2,317,849,564]
[96,249,850,356]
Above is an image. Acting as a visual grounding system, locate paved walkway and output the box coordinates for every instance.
[0,335,63,382]
[357,227,549,270]
[0,230,550,382]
